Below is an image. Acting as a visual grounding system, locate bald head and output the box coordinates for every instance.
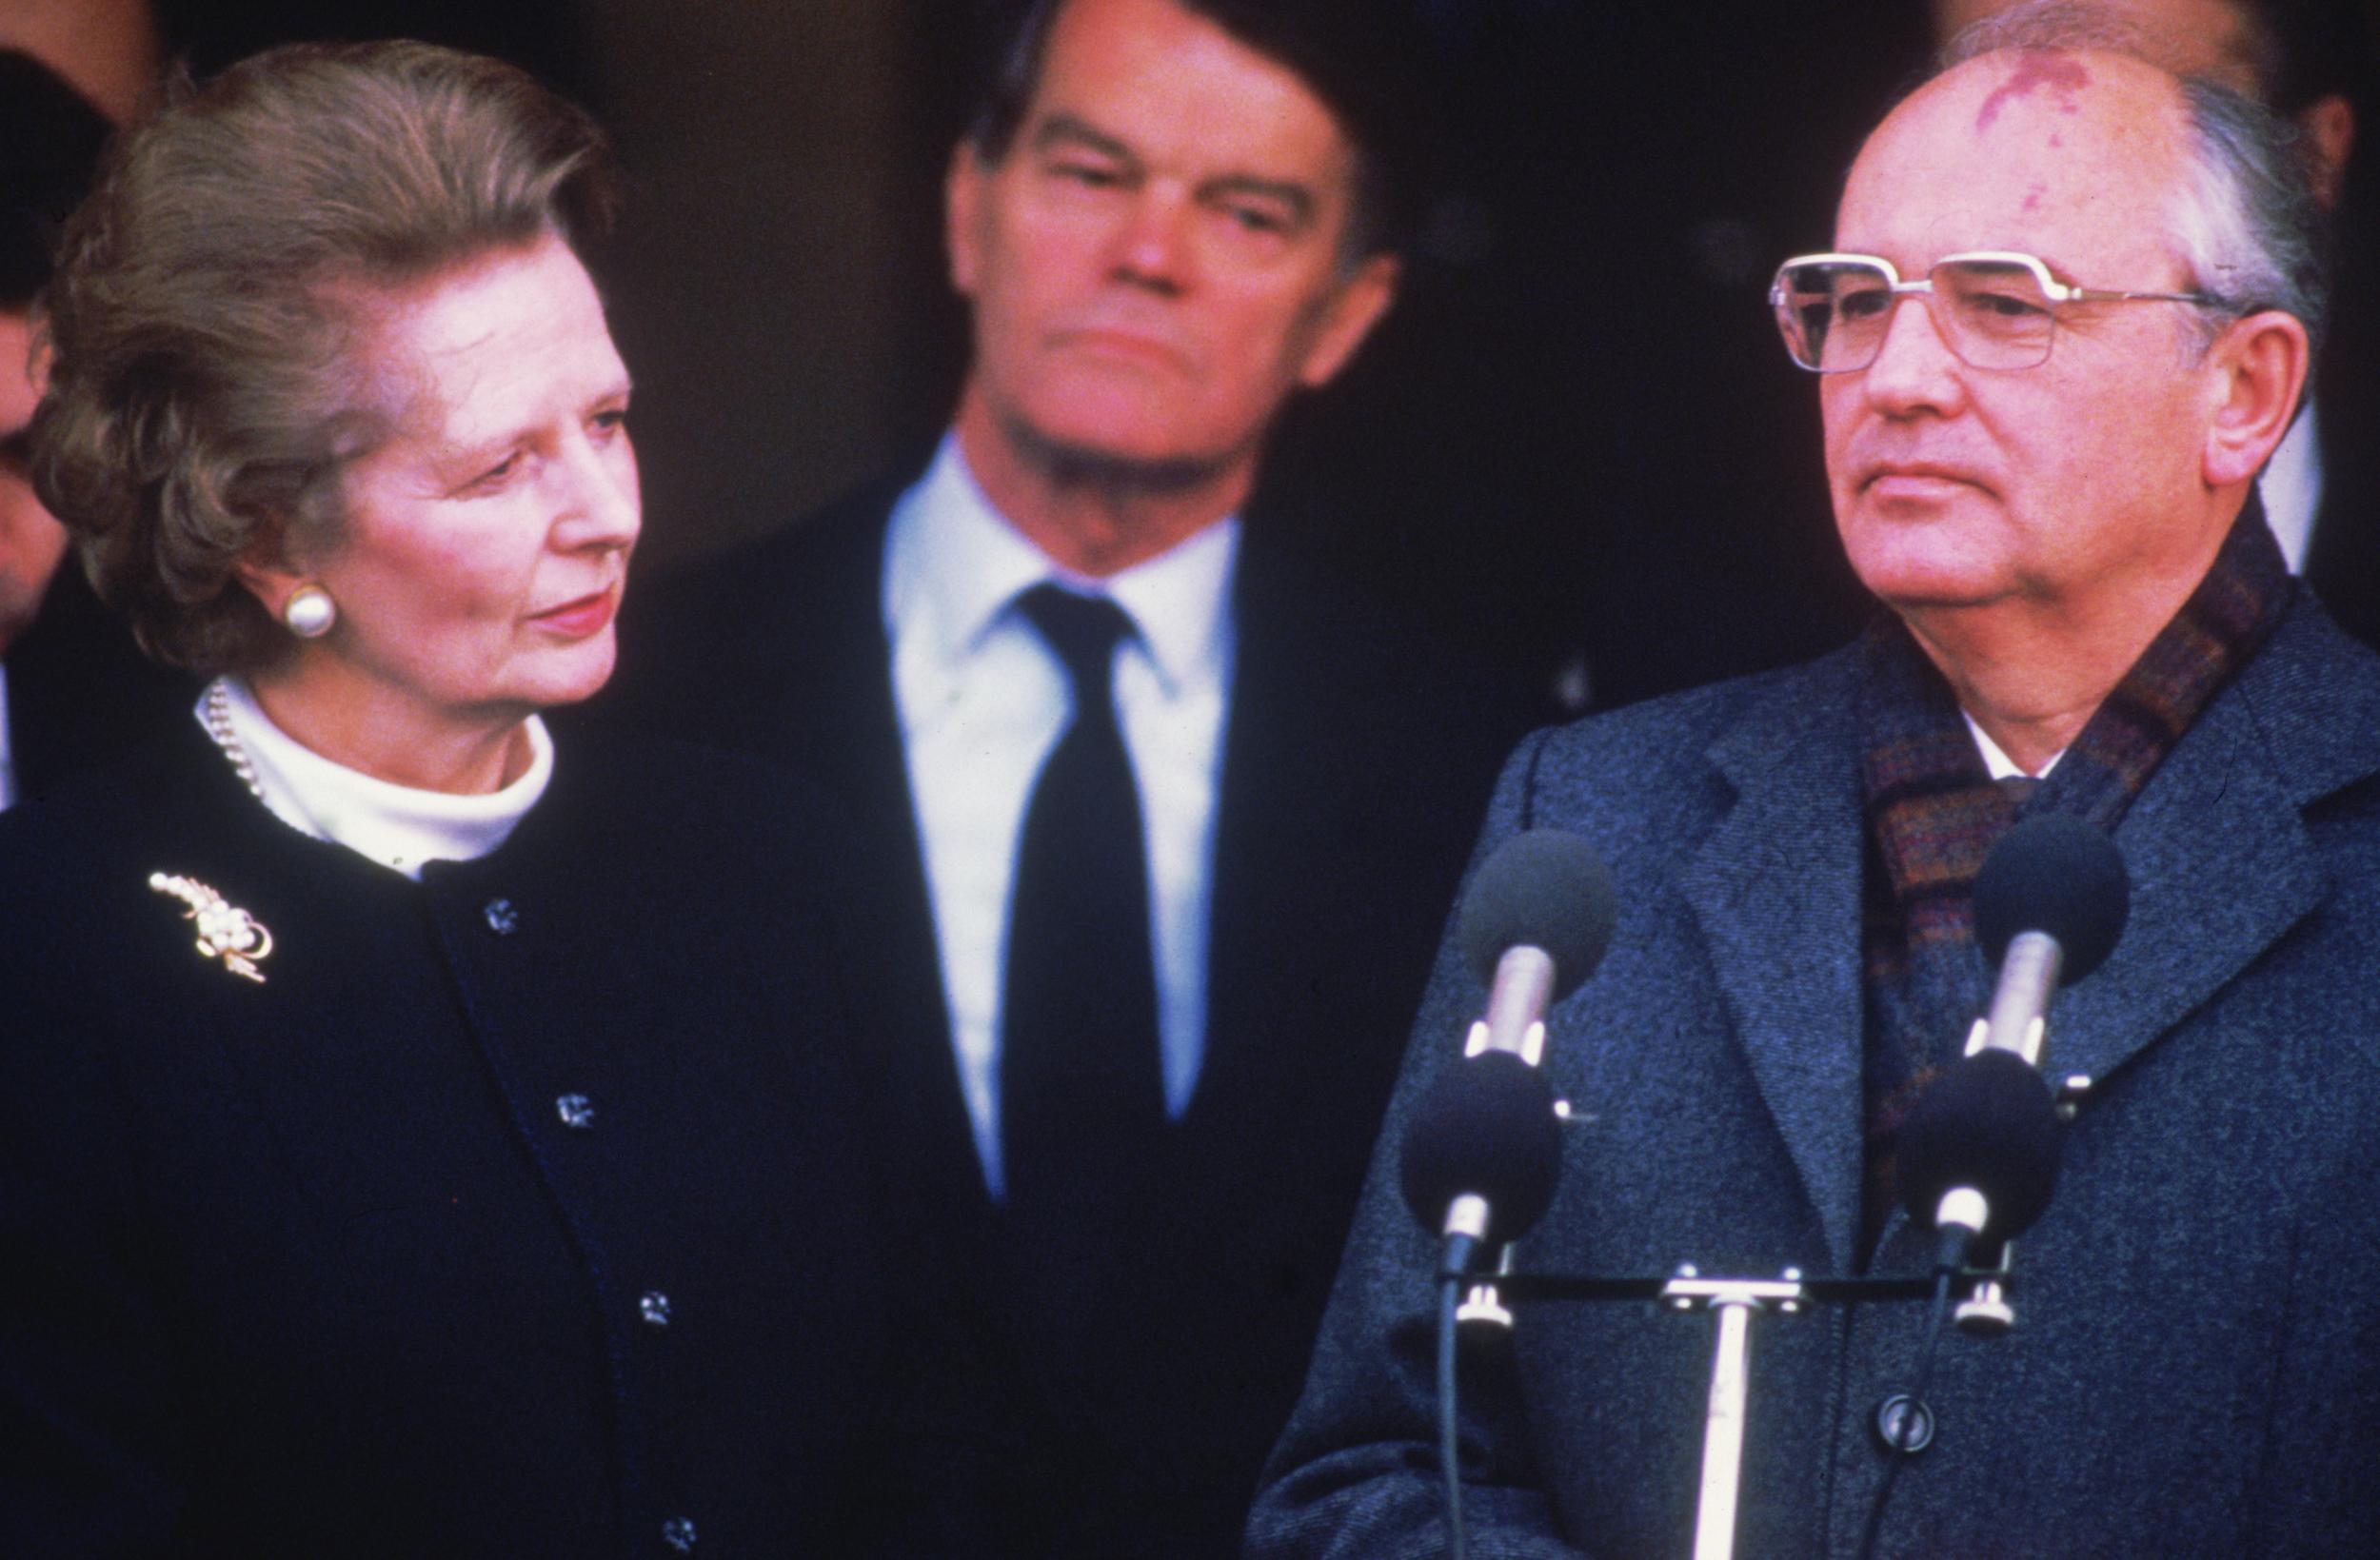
[1930,0,2358,206]
[1810,43,2313,749]
[1933,0,2268,93]
[1847,48,2196,287]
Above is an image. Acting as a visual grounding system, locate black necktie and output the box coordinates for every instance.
[999,583,1167,1234]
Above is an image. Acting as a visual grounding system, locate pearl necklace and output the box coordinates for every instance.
[201,679,268,801]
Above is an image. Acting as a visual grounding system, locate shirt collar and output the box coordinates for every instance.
[884,434,1239,695]
[1962,711,2062,780]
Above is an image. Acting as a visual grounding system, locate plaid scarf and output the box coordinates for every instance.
[1856,505,2293,1254]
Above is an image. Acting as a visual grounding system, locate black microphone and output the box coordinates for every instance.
[1401,830,1616,1264]
[1897,815,2130,1254]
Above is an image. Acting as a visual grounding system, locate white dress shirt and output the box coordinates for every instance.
[2261,398,2323,575]
[1964,712,2062,781]
[201,676,552,879]
[883,437,1238,1199]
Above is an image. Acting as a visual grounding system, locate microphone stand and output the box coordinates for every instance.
[1664,1270,1806,1560]
[1466,1266,2000,1560]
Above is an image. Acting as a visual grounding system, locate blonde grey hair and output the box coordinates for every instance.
[32,39,619,672]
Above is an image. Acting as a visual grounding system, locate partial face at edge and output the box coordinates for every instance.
[0,310,69,654]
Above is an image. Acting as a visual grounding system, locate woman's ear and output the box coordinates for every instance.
[229,518,311,622]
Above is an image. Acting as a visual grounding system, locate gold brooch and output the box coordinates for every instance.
[148,872,274,983]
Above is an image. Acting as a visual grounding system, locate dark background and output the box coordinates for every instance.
[152,0,2379,711]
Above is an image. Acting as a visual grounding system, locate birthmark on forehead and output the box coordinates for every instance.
[2022,180,2047,212]
[1975,52,2092,133]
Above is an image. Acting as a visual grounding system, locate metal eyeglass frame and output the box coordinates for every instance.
[1769,249,2223,372]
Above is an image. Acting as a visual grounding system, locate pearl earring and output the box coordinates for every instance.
[282,585,337,639]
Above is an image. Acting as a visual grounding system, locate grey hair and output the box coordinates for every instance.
[1937,1,2329,355]
[32,40,619,674]
[2167,74,2328,351]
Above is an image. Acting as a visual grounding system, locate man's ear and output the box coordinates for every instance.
[1295,252,1400,391]
[2201,307,2311,489]
[946,140,987,299]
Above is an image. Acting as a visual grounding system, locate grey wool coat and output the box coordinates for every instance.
[1247,593,2380,1559]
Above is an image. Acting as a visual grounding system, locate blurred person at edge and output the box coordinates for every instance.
[0,41,922,1558]
[1934,0,2380,646]
[600,0,1540,1553]
[1249,7,2380,1556]
[1,49,191,810]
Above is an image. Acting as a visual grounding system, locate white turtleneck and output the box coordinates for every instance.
[197,676,552,879]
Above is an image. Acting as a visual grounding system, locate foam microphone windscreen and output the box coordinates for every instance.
[1974,815,2130,980]
[1399,1051,1565,1243]
[1894,1049,2065,1243]
[1456,829,1618,999]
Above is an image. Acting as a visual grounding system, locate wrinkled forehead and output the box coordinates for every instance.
[1837,49,2192,270]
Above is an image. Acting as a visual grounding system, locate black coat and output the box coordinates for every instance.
[2,564,195,803]
[0,718,921,1557]
[597,477,1542,1557]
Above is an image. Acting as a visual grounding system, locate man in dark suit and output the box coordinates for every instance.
[605,0,1536,1552]
[2,50,190,810]
[1253,19,2380,1558]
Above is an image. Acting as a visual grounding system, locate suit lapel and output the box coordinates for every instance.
[1181,537,1334,1193]
[769,501,997,1233]
[1668,605,2380,1272]
[1676,656,1872,1272]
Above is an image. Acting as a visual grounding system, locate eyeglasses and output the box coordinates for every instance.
[1769,251,2221,372]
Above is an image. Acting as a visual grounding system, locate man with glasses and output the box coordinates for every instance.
[1929,0,2380,647]
[1249,17,2380,1557]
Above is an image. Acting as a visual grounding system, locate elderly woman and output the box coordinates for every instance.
[0,42,914,1556]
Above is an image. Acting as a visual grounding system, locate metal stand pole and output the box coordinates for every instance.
[1663,1270,1807,1560]
[1479,1263,2009,1556]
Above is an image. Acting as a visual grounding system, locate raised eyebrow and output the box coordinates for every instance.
[1029,113,1135,165]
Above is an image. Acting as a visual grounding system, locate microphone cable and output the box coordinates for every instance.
[1854,1228,1965,1560]
[1428,1265,1466,1560]
[1437,1232,1480,1560]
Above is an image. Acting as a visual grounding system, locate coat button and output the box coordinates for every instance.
[555,1093,596,1130]
[484,898,520,936]
[641,1291,672,1329]
[1874,1392,1935,1454]
[662,1515,697,1551]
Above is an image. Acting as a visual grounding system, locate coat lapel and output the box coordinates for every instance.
[759,498,997,1234]
[1182,535,1380,1215]
[1676,655,1872,1272]
[2051,604,2380,1086]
